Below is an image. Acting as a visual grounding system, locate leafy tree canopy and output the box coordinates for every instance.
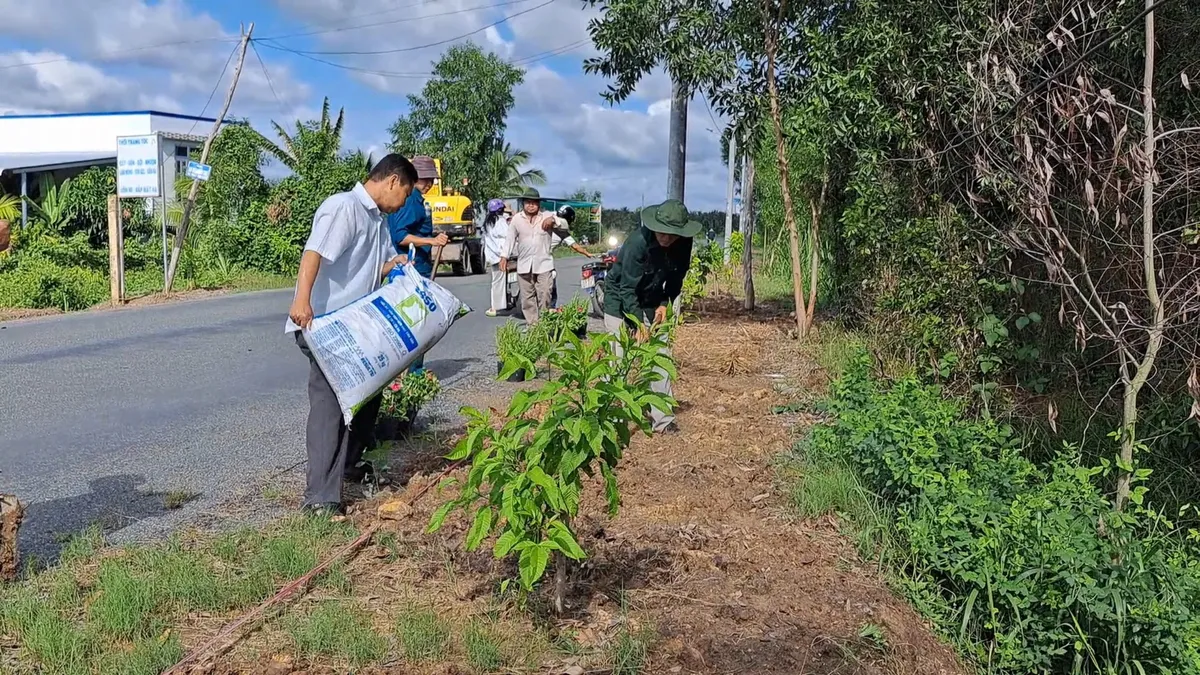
[388,43,524,201]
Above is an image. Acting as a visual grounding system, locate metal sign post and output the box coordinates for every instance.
[158,134,168,285]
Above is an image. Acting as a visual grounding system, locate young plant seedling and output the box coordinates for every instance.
[430,320,676,612]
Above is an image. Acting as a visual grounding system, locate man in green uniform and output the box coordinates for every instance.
[602,198,700,433]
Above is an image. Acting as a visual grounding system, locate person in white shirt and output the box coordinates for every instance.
[480,198,510,317]
[285,154,419,516]
[501,189,591,323]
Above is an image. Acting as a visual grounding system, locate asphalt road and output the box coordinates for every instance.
[0,257,588,562]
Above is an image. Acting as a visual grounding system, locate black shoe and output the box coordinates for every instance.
[301,502,345,517]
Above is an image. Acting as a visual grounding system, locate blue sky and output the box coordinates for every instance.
[0,0,729,209]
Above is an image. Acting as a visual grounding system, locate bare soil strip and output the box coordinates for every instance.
[185,309,964,674]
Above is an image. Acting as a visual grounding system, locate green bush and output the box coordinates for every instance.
[20,231,108,271]
[807,352,1200,673]
[0,255,107,310]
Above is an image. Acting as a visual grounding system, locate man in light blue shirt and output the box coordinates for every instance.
[286,154,419,515]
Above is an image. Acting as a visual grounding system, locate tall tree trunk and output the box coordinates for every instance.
[803,168,829,333]
[763,0,808,338]
[742,154,757,311]
[1116,0,1165,511]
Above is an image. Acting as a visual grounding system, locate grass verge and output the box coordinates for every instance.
[0,516,355,675]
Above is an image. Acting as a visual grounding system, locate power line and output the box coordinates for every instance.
[511,39,587,65]
[274,0,558,56]
[250,40,286,112]
[257,0,537,43]
[0,35,237,72]
[699,90,721,135]
[256,41,432,78]
[257,35,586,80]
[189,41,240,134]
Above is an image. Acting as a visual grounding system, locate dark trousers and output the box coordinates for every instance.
[295,333,382,506]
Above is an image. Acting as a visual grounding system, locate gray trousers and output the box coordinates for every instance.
[295,333,382,506]
[603,314,675,431]
[518,272,554,324]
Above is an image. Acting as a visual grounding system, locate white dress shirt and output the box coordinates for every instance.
[284,183,396,333]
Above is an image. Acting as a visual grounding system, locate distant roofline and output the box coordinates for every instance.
[0,110,235,124]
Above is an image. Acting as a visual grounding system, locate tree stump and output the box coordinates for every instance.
[1,494,24,582]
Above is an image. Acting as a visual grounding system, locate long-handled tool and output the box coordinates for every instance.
[430,245,444,281]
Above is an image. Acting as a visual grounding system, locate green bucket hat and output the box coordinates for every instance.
[641,199,702,238]
[508,187,540,201]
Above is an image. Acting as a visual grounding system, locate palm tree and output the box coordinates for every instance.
[255,97,345,178]
[482,143,546,198]
[0,193,19,222]
[24,176,72,232]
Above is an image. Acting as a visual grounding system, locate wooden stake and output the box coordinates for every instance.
[164,23,254,294]
[1,494,24,582]
[107,195,123,305]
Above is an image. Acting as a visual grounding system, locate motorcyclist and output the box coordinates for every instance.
[547,205,592,307]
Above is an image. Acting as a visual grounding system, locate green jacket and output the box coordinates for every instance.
[603,225,693,325]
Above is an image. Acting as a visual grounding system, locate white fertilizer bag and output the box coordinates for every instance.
[303,263,470,425]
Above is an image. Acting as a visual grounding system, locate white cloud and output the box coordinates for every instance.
[268,0,599,95]
[0,0,227,68]
[505,66,728,209]
[0,0,310,117]
[0,51,184,114]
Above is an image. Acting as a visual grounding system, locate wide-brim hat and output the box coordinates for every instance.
[641,199,702,238]
[508,187,540,201]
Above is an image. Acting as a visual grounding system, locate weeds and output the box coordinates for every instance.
[608,621,654,675]
[162,490,197,510]
[0,517,358,674]
[287,601,387,666]
[397,606,451,662]
[464,620,507,671]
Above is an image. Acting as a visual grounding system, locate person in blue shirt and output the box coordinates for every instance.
[387,155,448,374]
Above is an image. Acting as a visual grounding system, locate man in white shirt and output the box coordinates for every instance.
[500,188,556,323]
[501,188,591,323]
[285,154,419,515]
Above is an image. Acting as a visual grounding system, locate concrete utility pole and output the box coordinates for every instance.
[740,146,756,311]
[722,128,737,263]
[666,78,688,202]
[165,23,254,294]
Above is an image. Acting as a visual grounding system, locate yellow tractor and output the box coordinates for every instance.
[422,158,484,276]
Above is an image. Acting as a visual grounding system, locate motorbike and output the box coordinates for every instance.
[504,256,520,311]
[580,248,618,318]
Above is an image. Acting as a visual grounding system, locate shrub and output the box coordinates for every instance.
[380,371,440,420]
[495,320,549,368]
[19,231,108,271]
[541,298,589,341]
[0,256,107,310]
[807,351,1200,673]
